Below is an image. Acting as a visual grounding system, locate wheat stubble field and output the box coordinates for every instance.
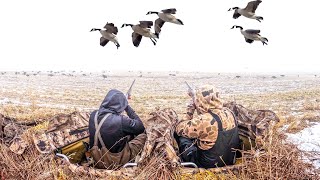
[1,71,320,179]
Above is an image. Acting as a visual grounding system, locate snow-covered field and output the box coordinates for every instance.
[287,123,320,169]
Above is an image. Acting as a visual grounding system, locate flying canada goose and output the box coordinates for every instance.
[146,8,184,37]
[231,25,268,45]
[121,21,158,47]
[90,23,120,49]
[228,0,263,22]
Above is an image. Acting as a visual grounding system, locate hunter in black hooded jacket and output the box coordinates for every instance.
[89,89,145,153]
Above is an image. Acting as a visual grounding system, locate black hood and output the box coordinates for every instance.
[98,89,128,116]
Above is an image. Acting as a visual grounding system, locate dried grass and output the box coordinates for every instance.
[137,152,179,180]
[181,131,319,180]
[0,104,73,123]
[1,127,319,180]
[236,132,319,179]
[304,101,320,111]
[0,143,61,180]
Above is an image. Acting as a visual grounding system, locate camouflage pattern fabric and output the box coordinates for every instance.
[0,114,28,144]
[138,108,180,168]
[33,111,90,154]
[3,123,18,138]
[46,112,90,132]
[224,102,280,145]
[9,137,28,155]
[1,113,31,154]
[1,112,90,154]
[175,85,237,150]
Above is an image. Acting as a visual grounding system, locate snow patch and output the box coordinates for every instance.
[287,122,320,169]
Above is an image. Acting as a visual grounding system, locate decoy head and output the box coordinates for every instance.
[228,7,239,11]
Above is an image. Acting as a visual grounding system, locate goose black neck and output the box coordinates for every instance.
[148,11,158,14]
[91,28,101,31]
[236,26,243,30]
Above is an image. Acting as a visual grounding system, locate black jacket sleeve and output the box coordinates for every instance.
[125,105,140,120]
[122,105,145,135]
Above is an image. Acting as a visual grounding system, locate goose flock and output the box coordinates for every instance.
[229,0,268,45]
[90,1,268,48]
[90,8,183,48]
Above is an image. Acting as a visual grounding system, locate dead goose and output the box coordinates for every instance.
[231,25,268,45]
[146,8,184,37]
[90,23,120,49]
[228,0,263,22]
[121,21,158,47]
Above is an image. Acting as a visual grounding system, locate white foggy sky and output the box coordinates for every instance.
[0,0,319,73]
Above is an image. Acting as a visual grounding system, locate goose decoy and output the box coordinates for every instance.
[146,8,184,37]
[121,21,158,47]
[231,25,268,45]
[228,0,263,22]
[90,23,120,49]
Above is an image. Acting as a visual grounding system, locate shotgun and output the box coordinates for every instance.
[126,79,136,100]
[185,81,200,113]
[185,81,196,103]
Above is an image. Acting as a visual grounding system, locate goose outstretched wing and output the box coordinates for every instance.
[139,21,153,28]
[155,18,165,35]
[244,0,262,13]
[245,38,254,43]
[245,29,260,34]
[161,8,177,14]
[132,32,142,47]
[104,23,118,35]
[100,37,109,47]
